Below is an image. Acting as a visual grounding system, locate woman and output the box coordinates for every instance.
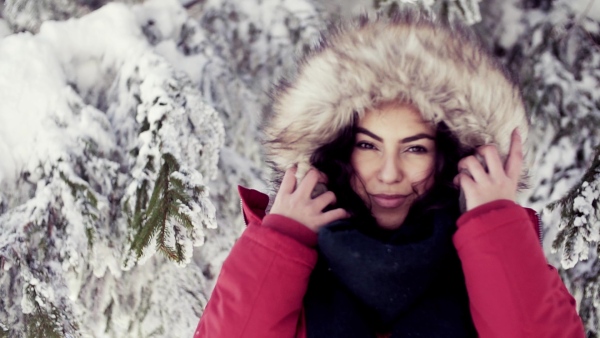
[195,8,585,338]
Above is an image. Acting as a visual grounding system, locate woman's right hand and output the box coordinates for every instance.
[270,167,350,233]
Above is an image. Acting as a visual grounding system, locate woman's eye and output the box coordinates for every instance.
[356,141,376,150]
[407,145,428,153]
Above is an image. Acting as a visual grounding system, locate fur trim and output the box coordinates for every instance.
[264,10,529,190]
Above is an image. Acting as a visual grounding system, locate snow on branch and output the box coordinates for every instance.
[118,52,224,269]
[550,146,600,269]
[500,3,600,333]
[0,1,223,336]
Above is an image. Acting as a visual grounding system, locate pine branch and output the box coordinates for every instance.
[127,153,196,263]
[549,144,600,220]
[58,171,99,248]
[23,284,66,338]
[549,144,600,267]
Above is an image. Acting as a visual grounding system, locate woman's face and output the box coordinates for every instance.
[351,102,436,229]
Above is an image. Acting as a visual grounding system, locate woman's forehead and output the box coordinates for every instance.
[358,102,434,133]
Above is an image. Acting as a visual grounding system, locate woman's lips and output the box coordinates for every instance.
[370,194,408,209]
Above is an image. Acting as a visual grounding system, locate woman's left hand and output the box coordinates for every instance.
[454,128,523,211]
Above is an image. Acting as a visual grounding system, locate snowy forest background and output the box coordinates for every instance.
[0,0,599,336]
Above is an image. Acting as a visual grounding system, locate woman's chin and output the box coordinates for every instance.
[374,211,408,230]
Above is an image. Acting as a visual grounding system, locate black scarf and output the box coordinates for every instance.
[304,208,477,338]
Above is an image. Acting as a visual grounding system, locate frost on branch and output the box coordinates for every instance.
[549,146,600,269]
[548,146,600,332]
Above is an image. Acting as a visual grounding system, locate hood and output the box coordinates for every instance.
[263,10,529,190]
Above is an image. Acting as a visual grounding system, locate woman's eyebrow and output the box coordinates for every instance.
[401,133,434,143]
[356,127,434,143]
[356,127,382,141]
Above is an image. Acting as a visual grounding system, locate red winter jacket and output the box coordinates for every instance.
[194,186,585,338]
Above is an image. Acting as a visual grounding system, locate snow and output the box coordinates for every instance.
[0,19,10,38]
[0,34,65,186]
[0,1,227,336]
[559,0,600,21]
[140,0,186,37]
[0,2,168,195]
[497,0,526,48]
[20,285,35,315]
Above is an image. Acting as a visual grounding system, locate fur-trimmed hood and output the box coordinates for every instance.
[263,10,529,189]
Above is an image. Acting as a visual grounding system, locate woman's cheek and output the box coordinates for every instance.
[351,151,374,177]
[350,174,370,205]
[409,159,436,191]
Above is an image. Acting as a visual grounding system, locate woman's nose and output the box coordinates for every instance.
[377,155,402,184]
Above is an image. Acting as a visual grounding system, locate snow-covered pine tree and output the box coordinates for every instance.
[477,0,600,335]
[506,2,600,334]
[1,0,330,335]
[172,0,327,283]
[549,145,600,334]
[0,1,224,336]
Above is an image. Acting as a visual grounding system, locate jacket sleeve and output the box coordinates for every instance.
[453,200,585,338]
[194,214,317,338]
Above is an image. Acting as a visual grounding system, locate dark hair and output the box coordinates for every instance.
[310,119,469,225]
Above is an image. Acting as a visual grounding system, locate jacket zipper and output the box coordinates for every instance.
[536,211,543,246]
[241,198,248,225]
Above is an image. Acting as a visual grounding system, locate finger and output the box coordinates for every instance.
[316,170,329,185]
[312,190,337,210]
[477,145,503,177]
[278,167,297,195]
[505,129,523,182]
[456,172,476,194]
[455,168,473,184]
[295,169,319,198]
[458,156,487,182]
[453,174,461,188]
[319,208,350,225]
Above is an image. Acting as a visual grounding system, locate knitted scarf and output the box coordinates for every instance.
[304,208,477,338]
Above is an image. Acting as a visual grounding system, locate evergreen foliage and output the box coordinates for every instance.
[550,144,600,334]
[184,0,325,280]
[550,145,600,267]
[127,153,205,263]
[1,0,599,336]
[0,2,222,336]
[483,0,600,334]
